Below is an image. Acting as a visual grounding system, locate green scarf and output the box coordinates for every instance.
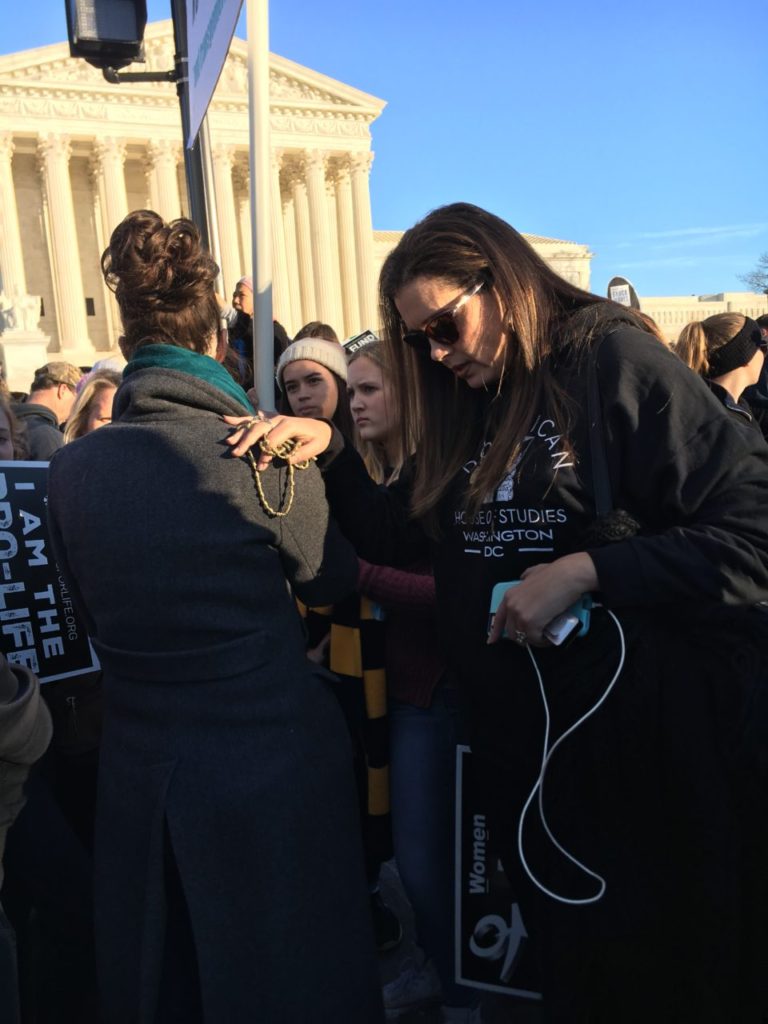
[124,344,255,412]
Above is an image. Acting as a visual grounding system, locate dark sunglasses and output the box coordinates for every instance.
[402,280,485,354]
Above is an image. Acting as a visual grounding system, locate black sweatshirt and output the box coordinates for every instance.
[320,326,768,706]
[323,324,768,1021]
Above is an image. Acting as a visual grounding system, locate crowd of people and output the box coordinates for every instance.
[1,203,768,1024]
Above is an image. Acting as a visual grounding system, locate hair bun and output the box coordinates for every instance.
[101,210,221,357]
[103,210,218,310]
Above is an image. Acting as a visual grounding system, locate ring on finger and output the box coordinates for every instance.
[514,629,528,646]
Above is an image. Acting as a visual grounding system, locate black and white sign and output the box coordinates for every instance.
[343,330,379,356]
[607,275,641,310]
[0,462,98,683]
[455,744,541,1000]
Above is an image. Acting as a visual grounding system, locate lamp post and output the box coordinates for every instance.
[64,0,210,250]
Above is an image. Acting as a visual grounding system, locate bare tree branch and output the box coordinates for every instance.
[739,252,768,294]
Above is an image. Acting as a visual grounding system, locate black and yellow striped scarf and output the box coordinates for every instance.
[298,592,392,872]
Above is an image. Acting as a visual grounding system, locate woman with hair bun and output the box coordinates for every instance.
[46,210,383,1024]
[676,312,767,430]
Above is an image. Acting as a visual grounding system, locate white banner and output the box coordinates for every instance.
[186,0,244,147]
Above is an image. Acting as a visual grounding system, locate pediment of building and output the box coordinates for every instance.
[0,20,386,121]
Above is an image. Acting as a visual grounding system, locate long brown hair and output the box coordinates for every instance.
[676,313,750,377]
[379,202,645,533]
[102,210,220,359]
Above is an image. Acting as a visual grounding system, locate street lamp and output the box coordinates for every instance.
[63,0,210,249]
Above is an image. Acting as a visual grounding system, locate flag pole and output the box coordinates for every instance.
[247,0,274,411]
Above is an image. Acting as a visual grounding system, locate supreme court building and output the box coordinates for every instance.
[0,21,593,386]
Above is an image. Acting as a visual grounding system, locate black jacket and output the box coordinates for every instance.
[316,324,768,1020]
[12,403,63,461]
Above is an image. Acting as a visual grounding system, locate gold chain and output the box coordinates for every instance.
[245,435,311,518]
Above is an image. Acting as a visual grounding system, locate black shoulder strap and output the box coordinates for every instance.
[586,332,615,517]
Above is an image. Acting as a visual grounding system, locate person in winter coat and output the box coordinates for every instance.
[0,653,52,1024]
[12,362,81,459]
[676,312,767,434]
[46,210,383,1024]
[226,202,768,1024]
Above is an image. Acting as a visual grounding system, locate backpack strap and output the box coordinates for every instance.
[586,331,616,518]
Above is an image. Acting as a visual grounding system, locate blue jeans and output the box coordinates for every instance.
[389,685,475,1007]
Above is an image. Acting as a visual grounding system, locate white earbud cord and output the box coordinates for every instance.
[517,607,625,905]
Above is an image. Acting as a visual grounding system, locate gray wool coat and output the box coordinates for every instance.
[47,367,384,1024]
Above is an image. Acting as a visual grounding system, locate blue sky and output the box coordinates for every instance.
[4,0,766,297]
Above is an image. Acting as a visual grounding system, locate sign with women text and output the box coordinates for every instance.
[0,462,98,683]
[455,745,542,1000]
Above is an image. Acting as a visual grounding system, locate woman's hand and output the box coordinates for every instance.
[487,552,598,647]
[223,414,333,469]
[306,633,331,666]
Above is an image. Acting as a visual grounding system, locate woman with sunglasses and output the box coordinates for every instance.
[226,203,768,1023]
[675,312,767,432]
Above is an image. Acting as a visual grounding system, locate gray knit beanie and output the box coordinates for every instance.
[275,339,348,391]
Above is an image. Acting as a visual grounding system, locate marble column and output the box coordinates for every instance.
[87,153,114,348]
[303,149,342,331]
[145,140,182,221]
[211,145,241,290]
[233,162,252,286]
[326,176,342,333]
[349,151,378,330]
[270,150,291,330]
[280,180,302,335]
[37,133,90,351]
[332,157,360,338]
[286,159,315,327]
[0,133,30,311]
[91,137,128,240]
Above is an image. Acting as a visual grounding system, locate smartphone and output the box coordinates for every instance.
[543,612,581,646]
[488,581,592,644]
[545,597,592,645]
[488,580,520,637]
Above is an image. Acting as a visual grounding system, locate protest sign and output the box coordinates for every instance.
[455,744,541,1000]
[0,462,98,683]
[607,275,641,309]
